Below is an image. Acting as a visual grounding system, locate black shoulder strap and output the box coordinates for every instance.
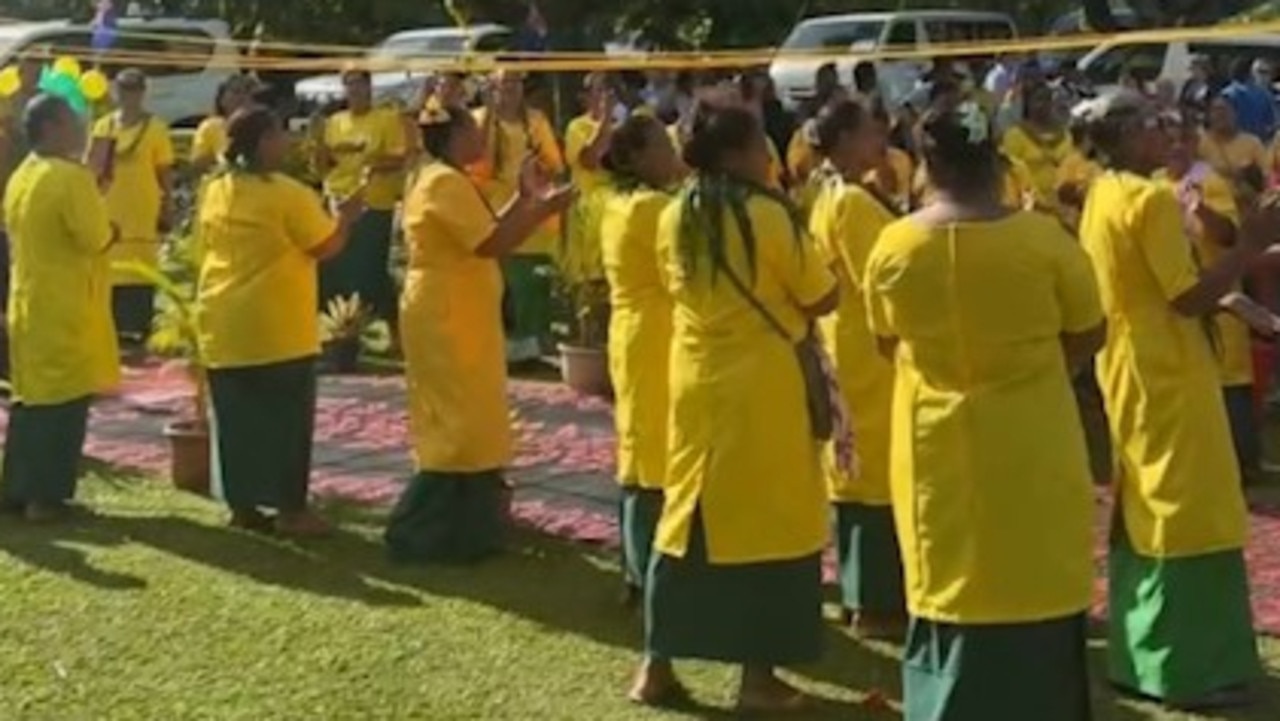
[716,193,793,342]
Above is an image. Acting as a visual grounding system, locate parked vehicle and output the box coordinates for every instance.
[1077,33,1280,96]
[770,10,1017,111]
[294,25,513,112]
[0,16,237,126]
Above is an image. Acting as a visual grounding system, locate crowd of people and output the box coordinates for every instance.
[0,40,1278,718]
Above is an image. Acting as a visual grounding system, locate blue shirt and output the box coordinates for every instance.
[1224,80,1276,140]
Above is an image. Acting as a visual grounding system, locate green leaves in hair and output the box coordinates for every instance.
[676,174,807,284]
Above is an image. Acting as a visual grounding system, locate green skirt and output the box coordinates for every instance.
[620,486,664,590]
[645,511,824,665]
[502,253,554,358]
[833,502,906,615]
[207,357,317,513]
[319,209,397,322]
[1108,518,1261,704]
[385,470,507,565]
[903,614,1093,721]
[1,396,91,509]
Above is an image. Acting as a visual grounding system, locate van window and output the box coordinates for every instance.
[781,20,885,50]
[106,27,217,77]
[886,20,918,47]
[471,31,513,53]
[1083,44,1167,85]
[20,30,92,59]
[1187,43,1280,77]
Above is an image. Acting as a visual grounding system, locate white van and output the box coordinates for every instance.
[1078,34,1280,96]
[770,10,1017,110]
[0,17,238,126]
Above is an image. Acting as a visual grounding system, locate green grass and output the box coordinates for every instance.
[0,470,1278,720]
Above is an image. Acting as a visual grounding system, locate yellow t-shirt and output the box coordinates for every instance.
[1199,132,1267,180]
[196,172,335,369]
[469,108,564,255]
[400,162,510,472]
[5,155,119,405]
[1000,123,1074,212]
[92,114,174,284]
[655,188,836,564]
[786,122,819,183]
[864,147,914,212]
[866,211,1100,623]
[564,114,608,193]
[323,107,408,211]
[191,115,229,166]
[810,179,897,505]
[602,188,674,489]
[1080,171,1249,558]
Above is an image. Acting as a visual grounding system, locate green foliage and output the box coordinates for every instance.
[319,293,393,354]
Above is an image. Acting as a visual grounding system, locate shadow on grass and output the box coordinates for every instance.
[0,514,148,591]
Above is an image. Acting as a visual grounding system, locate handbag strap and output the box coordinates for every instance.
[715,193,795,343]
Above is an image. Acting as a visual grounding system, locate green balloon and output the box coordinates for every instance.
[38,70,89,116]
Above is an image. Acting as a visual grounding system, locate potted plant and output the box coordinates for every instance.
[116,239,210,496]
[554,277,612,398]
[319,293,392,374]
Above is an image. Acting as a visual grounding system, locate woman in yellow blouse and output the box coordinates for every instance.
[385,101,572,565]
[199,106,364,536]
[1080,91,1277,709]
[1200,94,1268,201]
[561,72,615,284]
[312,67,408,327]
[90,69,175,345]
[629,105,838,713]
[471,69,565,364]
[807,100,906,639]
[867,105,1104,720]
[190,75,256,173]
[1160,113,1266,483]
[2,95,117,523]
[1001,83,1074,214]
[597,114,680,601]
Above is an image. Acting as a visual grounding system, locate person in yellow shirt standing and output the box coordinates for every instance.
[1080,91,1276,709]
[1200,94,1268,202]
[1001,83,1074,214]
[2,95,118,523]
[199,106,364,536]
[312,67,407,326]
[867,105,1104,720]
[190,75,256,174]
[90,69,175,345]
[384,101,572,564]
[807,100,906,640]
[470,69,565,364]
[597,114,680,602]
[628,106,838,713]
[562,72,616,285]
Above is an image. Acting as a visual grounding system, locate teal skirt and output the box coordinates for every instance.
[903,614,1093,721]
[1,396,91,510]
[619,487,663,591]
[833,502,906,615]
[502,254,554,355]
[645,511,824,665]
[385,470,507,565]
[319,209,396,321]
[207,357,317,513]
[1108,517,1261,704]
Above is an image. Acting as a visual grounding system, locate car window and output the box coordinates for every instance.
[1187,43,1280,78]
[780,20,885,50]
[424,36,467,54]
[471,32,513,53]
[18,30,92,60]
[886,20,918,47]
[106,27,216,77]
[1082,43,1168,85]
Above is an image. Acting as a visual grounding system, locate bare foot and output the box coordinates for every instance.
[736,669,812,715]
[628,659,691,708]
[275,510,334,538]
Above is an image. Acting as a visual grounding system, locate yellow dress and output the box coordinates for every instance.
[1000,123,1074,212]
[400,162,511,472]
[562,114,610,281]
[196,172,335,369]
[1154,167,1253,387]
[1080,171,1248,558]
[470,107,564,256]
[5,155,118,405]
[655,189,836,564]
[786,122,818,183]
[864,147,914,212]
[601,189,673,488]
[322,106,409,212]
[865,211,1100,623]
[91,113,174,285]
[1199,132,1267,180]
[191,115,229,166]
[810,179,896,505]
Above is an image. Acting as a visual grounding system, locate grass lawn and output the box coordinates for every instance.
[0,468,1278,720]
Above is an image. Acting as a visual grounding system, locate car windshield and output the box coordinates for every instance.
[371,35,466,60]
[781,20,884,50]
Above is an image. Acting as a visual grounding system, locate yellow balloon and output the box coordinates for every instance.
[0,66,18,97]
[52,56,81,80]
[80,70,109,101]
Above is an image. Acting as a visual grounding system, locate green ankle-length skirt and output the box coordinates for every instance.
[833,501,906,615]
[1,396,91,509]
[385,470,507,565]
[903,613,1093,721]
[207,356,318,514]
[319,209,397,322]
[620,486,664,590]
[502,253,554,359]
[1108,516,1261,704]
[645,510,824,665]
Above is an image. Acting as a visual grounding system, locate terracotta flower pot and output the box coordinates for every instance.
[321,339,361,374]
[164,419,211,496]
[557,343,612,398]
